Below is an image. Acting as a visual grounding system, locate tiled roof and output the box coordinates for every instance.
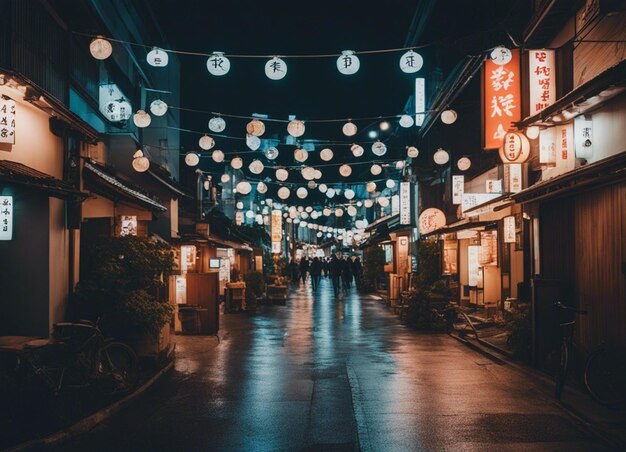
[0,160,87,199]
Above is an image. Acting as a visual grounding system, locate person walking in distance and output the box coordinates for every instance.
[322,258,330,278]
[329,252,343,297]
[352,257,363,289]
[299,257,309,285]
[342,256,353,291]
[310,257,322,292]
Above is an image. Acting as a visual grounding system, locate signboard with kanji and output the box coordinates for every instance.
[400,182,411,225]
[483,49,521,149]
[528,50,556,115]
[0,196,13,240]
[271,209,282,254]
[0,98,16,144]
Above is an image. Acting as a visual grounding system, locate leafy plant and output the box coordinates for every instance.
[244,271,265,298]
[506,305,532,362]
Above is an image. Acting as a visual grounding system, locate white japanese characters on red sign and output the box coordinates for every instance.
[0,98,16,144]
[400,182,411,225]
[0,196,13,240]
[528,50,556,115]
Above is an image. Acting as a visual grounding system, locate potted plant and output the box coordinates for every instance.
[244,270,264,311]
[267,275,288,305]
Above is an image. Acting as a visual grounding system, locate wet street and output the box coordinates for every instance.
[56,279,606,451]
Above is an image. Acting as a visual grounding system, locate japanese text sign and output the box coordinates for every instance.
[528,50,556,115]
[400,182,411,225]
[0,98,16,144]
[271,209,282,254]
[452,175,464,205]
[0,196,13,240]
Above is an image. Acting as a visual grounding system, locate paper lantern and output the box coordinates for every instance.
[314,169,322,179]
[317,232,323,238]
[323,208,331,216]
[441,109,457,124]
[386,179,396,189]
[212,150,225,163]
[265,57,287,80]
[311,211,319,219]
[525,126,540,140]
[149,99,168,116]
[396,161,405,170]
[326,188,336,198]
[371,164,382,175]
[299,221,308,228]
[207,52,230,76]
[318,183,328,193]
[344,189,355,199]
[287,120,305,137]
[265,147,279,160]
[297,206,304,212]
[406,146,419,158]
[320,148,334,161]
[296,187,308,199]
[372,141,387,156]
[457,157,471,171]
[147,48,168,67]
[184,152,199,167]
[337,50,360,75]
[343,122,357,136]
[256,214,264,224]
[132,152,150,172]
[366,182,377,193]
[246,134,261,150]
[399,50,423,73]
[245,210,255,219]
[347,206,357,216]
[133,110,151,128]
[246,119,265,137]
[399,114,414,128]
[418,208,447,234]
[294,148,309,162]
[351,144,364,157]
[236,202,244,209]
[364,199,374,208]
[307,181,317,189]
[276,168,289,181]
[499,131,531,164]
[221,173,230,183]
[249,159,264,174]
[257,182,268,194]
[339,164,352,177]
[231,157,243,169]
[335,207,344,217]
[379,121,390,131]
[490,46,512,65]
[433,148,450,165]
[199,135,215,150]
[378,197,389,207]
[301,166,316,180]
[209,116,226,132]
[236,181,252,195]
[89,37,112,60]
[305,206,313,213]
[326,232,333,238]
[117,100,132,121]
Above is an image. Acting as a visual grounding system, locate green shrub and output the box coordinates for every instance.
[244,271,265,298]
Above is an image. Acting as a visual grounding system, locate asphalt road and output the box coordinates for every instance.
[54,278,607,451]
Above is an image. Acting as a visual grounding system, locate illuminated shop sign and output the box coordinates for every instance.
[528,50,556,115]
[0,195,13,240]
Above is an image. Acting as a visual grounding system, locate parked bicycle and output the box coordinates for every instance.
[15,319,138,396]
[554,301,626,406]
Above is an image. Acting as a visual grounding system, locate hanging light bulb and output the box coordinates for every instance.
[236,181,252,195]
[307,180,317,189]
[396,161,405,170]
[337,50,360,75]
[147,48,169,67]
[184,152,200,167]
[351,144,364,157]
[257,182,268,193]
[344,189,355,199]
[249,159,264,174]
[265,57,287,80]
[457,157,471,171]
[314,169,323,179]
[347,206,357,217]
[366,182,377,193]
[343,121,357,136]
[320,148,334,161]
[379,121,390,131]
[236,201,244,209]
[276,168,289,181]
[294,148,309,162]
[212,150,225,163]
[318,183,328,193]
[339,164,352,177]
[231,157,243,169]
[287,119,305,137]
[323,208,331,216]
[133,110,151,128]
[246,119,265,137]
[335,207,344,217]
[199,135,215,150]
[265,147,279,160]
[441,109,458,124]
[399,114,414,128]
[301,166,316,180]
[278,186,291,199]
[371,164,382,175]
[89,36,113,60]
[490,46,512,65]
[296,187,308,199]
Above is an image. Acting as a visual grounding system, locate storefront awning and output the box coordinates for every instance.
[365,213,399,233]
[0,160,87,200]
[420,219,496,239]
[511,151,626,204]
[83,160,167,212]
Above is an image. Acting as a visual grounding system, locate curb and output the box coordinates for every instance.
[8,360,175,452]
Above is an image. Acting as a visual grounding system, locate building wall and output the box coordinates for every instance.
[588,93,626,164]
[49,197,70,332]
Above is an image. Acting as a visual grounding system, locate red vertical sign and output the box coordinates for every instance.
[484,49,521,149]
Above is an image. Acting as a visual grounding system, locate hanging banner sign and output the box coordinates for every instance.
[461,193,501,213]
[486,180,503,194]
[400,182,411,225]
[452,175,464,205]
[0,98,16,144]
[391,194,400,216]
[415,78,426,126]
[0,196,13,240]
[503,216,516,243]
[271,209,282,254]
[574,116,593,159]
[418,208,446,235]
[539,128,557,164]
[468,245,479,287]
[557,124,573,162]
[528,50,556,115]
[484,49,521,149]
[504,163,523,193]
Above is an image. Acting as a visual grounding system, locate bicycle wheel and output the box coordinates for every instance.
[555,340,569,400]
[100,342,138,394]
[585,347,626,406]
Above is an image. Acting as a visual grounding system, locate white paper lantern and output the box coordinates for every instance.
[351,144,364,157]
[207,52,230,76]
[249,159,264,174]
[441,109,457,124]
[294,148,309,162]
[320,148,334,161]
[366,182,377,193]
[318,183,328,193]
[457,157,471,171]
[296,187,308,199]
[337,50,360,75]
[526,126,540,140]
[407,146,419,158]
[343,122,357,136]
[322,208,331,217]
[307,181,317,189]
[246,134,261,151]
[314,169,322,179]
[133,110,151,128]
[370,164,382,175]
[490,46,512,65]
[399,50,423,73]
[305,206,313,213]
[231,157,243,169]
[246,119,265,137]
[335,207,344,217]
[199,135,215,150]
[265,147,279,160]
[396,161,405,169]
[311,211,319,219]
[257,181,268,194]
[209,116,226,132]
[265,57,287,80]
[236,181,252,195]
[317,232,323,238]
[236,202,244,209]
[89,37,112,60]
[212,150,225,163]
[386,179,396,189]
[147,48,168,67]
[287,120,305,137]
[184,152,200,167]
[245,210,255,219]
[256,214,264,224]
[433,148,450,165]
[277,187,290,199]
[339,164,352,177]
[399,114,414,128]
[364,199,374,208]
[149,99,168,116]
[132,153,150,172]
[344,189,355,199]
[276,168,289,181]
[299,221,308,228]
[347,206,357,216]
[221,173,230,183]
[297,206,304,212]
[326,188,336,198]
[378,196,389,207]
[372,141,387,156]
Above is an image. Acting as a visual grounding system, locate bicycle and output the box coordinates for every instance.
[17,319,138,396]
